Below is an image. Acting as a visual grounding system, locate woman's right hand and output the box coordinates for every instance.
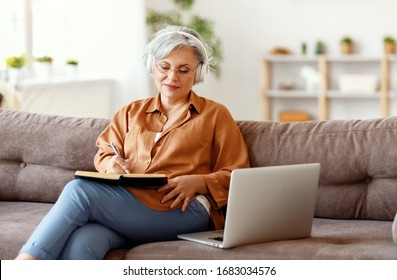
[105,155,130,174]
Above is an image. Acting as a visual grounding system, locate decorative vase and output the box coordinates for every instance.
[7,68,21,85]
[65,64,78,79]
[35,62,52,80]
[341,43,353,54]
[384,43,396,55]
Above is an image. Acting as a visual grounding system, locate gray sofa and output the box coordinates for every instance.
[1,108,396,260]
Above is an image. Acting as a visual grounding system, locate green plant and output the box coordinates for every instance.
[384,36,395,44]
[66,59,78,66]
[315,41,325,55]
[35,56,53,63]
[6,55,26,68]
[146,0,223,78]
[340,37,353,44]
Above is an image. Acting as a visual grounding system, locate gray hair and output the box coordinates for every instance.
[143,25,211,83]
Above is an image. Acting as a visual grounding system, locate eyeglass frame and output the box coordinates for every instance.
[155,61,200,76]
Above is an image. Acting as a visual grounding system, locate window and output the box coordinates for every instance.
[0,0,25,63]
[0,0,81,77]
[1,0,148,93]
[31,0,69,63]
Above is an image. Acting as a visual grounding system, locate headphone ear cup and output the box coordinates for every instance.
[146,54,155,73]
[195,63,205,83]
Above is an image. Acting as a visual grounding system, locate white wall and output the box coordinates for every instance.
[71,0,149,114]
[145,0,397,121]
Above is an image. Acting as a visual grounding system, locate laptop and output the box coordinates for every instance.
[177,163,321,248]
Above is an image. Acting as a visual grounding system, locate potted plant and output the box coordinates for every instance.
[5,55,26,84]
[65,59,78,78]
[6,55,26,69]
[35,56,53,80]
[384,36,396,54]
[35,56,53,64]
[340,37,354,54]
[66,59,78,66]
[315,41,325,55]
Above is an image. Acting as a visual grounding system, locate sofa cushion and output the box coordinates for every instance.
[121,218,397,260]
[0,202,53,260]
[236,118,397,221]
[0,109,109,203]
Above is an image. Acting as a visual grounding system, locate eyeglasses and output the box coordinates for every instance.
[155,62,197,76]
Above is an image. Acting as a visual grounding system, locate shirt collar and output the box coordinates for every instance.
[146,90,202,114]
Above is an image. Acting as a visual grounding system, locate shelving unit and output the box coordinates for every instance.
[260,54,394,121]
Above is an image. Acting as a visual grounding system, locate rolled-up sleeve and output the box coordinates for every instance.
[94,105,129,173]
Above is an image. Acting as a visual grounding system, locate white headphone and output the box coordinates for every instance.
[145,31,209,83]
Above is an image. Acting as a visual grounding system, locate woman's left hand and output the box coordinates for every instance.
[158,175,208,212]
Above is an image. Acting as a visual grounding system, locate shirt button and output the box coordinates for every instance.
[20,162,27,168]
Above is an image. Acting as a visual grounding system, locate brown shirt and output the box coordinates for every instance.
[94,91,250,229]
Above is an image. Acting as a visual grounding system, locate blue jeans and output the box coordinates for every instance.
[19,179,212,260]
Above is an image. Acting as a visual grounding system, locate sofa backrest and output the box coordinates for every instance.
[237,118,397,221]
[1,109,396,221]
[0,109,109,203]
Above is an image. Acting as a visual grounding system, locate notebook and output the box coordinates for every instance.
[74,170,167,188]
[177,163,321,248]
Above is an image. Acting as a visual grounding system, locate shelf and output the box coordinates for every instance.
[327,91,381,98]
[260,55,393,120]
[324,55,381,62]
[268,90,386,99]
[388,91,397,98]
[18,77,114,89]
[267,90,318,98]
[265,54,394,63]
[264,55,318,63]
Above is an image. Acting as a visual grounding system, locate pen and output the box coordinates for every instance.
[110,142,121,157]
[109,143,129,174]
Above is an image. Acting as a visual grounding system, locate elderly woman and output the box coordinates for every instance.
[16,25,250,260]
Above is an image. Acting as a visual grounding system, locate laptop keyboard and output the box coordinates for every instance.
[209,236,224,242]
